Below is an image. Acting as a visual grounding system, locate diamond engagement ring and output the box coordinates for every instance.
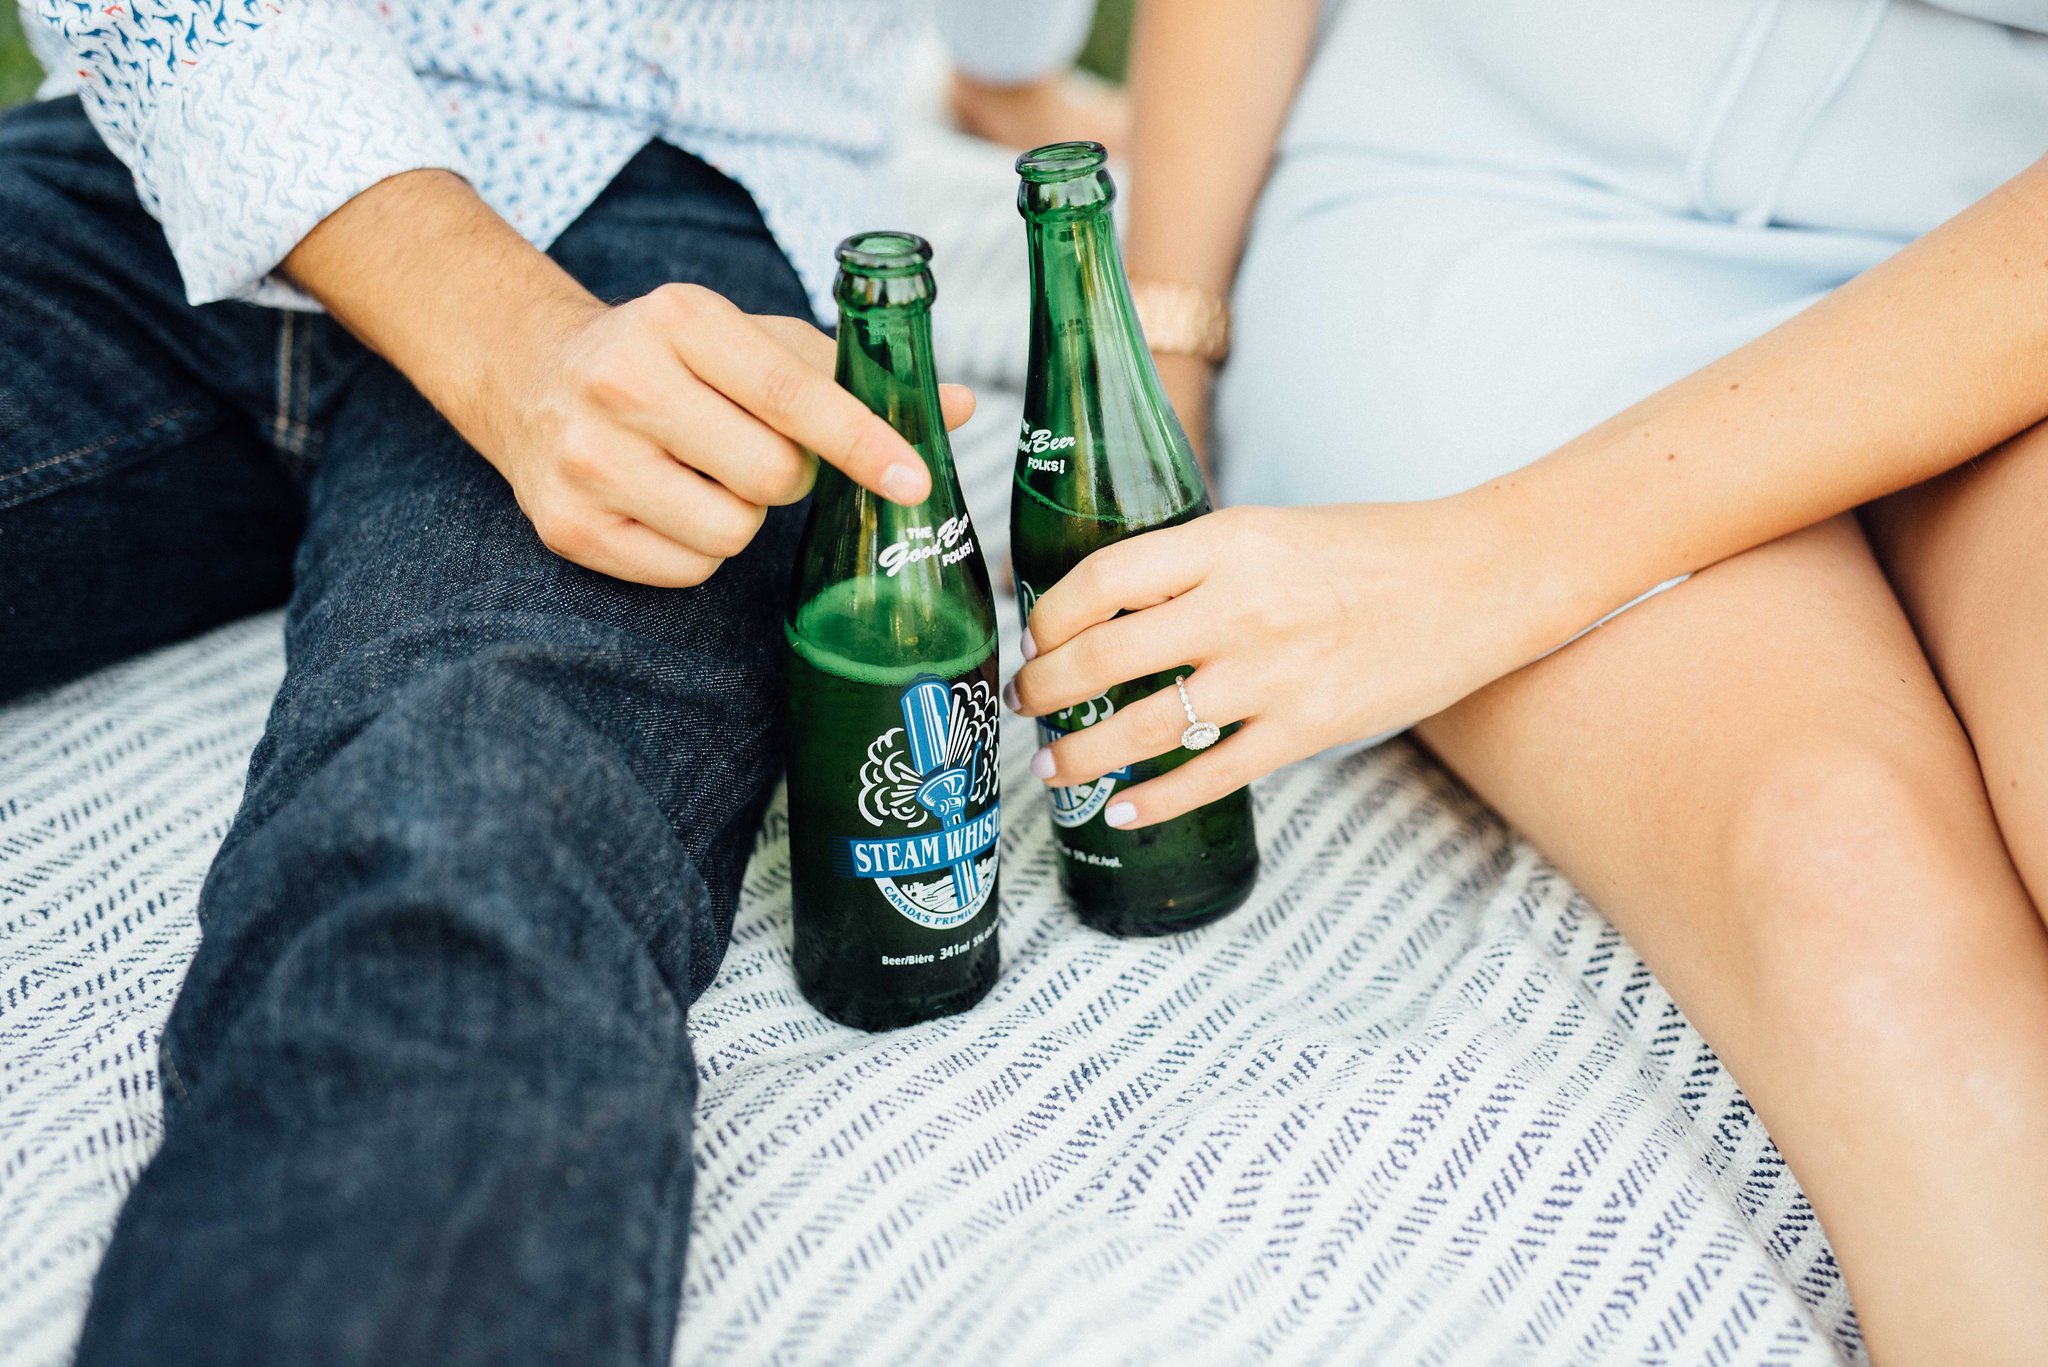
[1174,675,1221,751]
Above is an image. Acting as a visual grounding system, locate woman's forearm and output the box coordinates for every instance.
[1488,156,2048,641]
[1121,0,1317,294]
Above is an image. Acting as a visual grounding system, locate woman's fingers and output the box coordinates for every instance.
[1032,666,1255,787]
[1024,519,1221,656]
[1011,590,1217,719]
[1000,508,1376,821]
[1098,721,1291,829]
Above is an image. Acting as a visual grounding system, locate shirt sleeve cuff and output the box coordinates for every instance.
[141,3,468,306]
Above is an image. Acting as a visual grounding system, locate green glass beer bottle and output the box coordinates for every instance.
[784,232,1002,1030]
[1011,141,1258,936]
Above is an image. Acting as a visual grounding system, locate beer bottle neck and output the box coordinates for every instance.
[839,300,946,469]
[1020,192,1207,527]
[1024,206,1158,404]
[820,297,966,521]
[789,271,995,664]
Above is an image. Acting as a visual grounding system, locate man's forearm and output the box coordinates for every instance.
[1484,157,2048,638]
[282,169,603,458]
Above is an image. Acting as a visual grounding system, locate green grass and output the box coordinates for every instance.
[2,6,40,110]
[1078,0,1135,82]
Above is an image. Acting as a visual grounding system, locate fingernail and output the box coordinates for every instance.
[1002,678,1021,712]
[880,463,926,505]
[1020,629,1038,662]
[1030,748,1056,780]
[1104,802,1138,828]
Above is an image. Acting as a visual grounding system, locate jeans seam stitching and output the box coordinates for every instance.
[295,316,312,441]
[0,404,206,488]
[272,311,294,454]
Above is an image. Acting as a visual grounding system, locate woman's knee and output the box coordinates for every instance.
[1721,732,2023,1034]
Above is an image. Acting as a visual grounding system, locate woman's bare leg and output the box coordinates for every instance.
[1414,517,2048,1365]
[1866,420,2048,914]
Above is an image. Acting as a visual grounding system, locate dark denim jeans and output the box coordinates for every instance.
[0,98,809,1365]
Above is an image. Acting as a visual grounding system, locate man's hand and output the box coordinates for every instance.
[285,170,974,587]
[473,285,973,586]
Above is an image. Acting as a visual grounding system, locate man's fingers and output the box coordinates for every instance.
[539,512,727,589]
[1010,590,1215,719]
[611,367,818,507]
[754,314,836,375]
[1025,521,1220,657]
[1094,722,1285,829]
[603,442,769,561]
[660,286,930,504]
[1032,667,1254,787]
[756,313,975,433]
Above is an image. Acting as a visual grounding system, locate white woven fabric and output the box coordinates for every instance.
[0,619,286,1367]
[0,391,1863,1366]
[0,109,1865,1367]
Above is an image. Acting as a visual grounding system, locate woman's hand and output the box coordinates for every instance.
[1005,499,1574,826]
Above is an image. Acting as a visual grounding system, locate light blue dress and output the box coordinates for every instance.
[1218,0,2048,510]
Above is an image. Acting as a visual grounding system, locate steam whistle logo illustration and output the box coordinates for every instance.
[840,676,1000,929]
[902,679,980,906]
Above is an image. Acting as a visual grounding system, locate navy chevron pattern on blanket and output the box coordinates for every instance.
[0,391,1862,1366]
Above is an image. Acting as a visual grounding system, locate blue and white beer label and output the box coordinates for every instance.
[840,675,1000,929]
[1015,579,1132,829]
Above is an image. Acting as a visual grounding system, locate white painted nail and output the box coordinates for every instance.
[1104,802,1137,828]
[1020,629,1038,661]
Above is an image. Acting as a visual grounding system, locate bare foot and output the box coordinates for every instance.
[948,70,1133,157]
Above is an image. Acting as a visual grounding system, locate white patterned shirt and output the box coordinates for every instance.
[22,0,1092,317]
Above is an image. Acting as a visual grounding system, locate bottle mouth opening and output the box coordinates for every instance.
[836,231,933,276]
[1016,141,1107,183]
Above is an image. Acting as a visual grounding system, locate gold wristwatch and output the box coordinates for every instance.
[1130,280,1231,365]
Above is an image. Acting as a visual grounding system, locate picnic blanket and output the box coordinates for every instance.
[0,100,1865,1367]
